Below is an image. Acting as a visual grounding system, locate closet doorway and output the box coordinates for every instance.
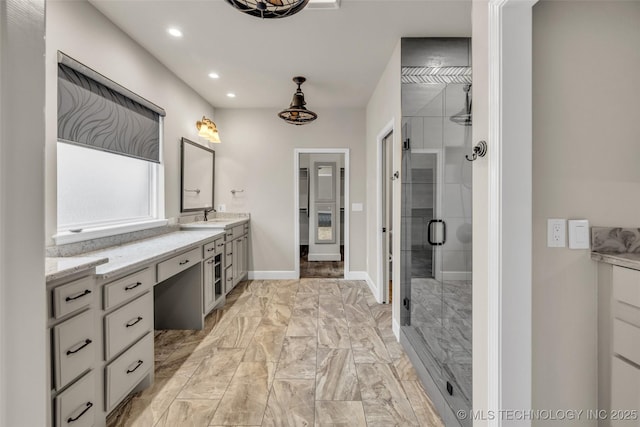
[294,149,349,279]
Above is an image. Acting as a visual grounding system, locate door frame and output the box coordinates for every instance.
[481,0,537,424]
[294,148,350,279]
[376,120,394,303]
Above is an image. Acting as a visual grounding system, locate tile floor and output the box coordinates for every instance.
[107,279,443,427]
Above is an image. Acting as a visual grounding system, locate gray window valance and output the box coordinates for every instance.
[57,52,166,163]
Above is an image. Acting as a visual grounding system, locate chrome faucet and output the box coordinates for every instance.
[203,207,216,221]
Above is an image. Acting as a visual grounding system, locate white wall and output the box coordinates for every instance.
[45,1,216,245]
[365,42,402,319]
[0,0,47,425]
[532,1,640,423]
[213,108,366,275]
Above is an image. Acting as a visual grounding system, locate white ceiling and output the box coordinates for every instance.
[89,0,471,109]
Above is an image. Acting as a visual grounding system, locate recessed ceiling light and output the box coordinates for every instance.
[208,72,220,79]
[227,93,236,98]
[167,27,183,38]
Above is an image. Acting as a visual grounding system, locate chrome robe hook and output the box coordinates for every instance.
[466,140,488,162]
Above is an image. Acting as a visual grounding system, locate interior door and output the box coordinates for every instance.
[382,131,393,303]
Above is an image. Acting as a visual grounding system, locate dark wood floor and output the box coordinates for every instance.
[300,245,344,278]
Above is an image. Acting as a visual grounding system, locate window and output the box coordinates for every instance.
[56,142,165,242]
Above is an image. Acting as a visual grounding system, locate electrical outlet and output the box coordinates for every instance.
[218,204,226,212]
[547,219,566,248]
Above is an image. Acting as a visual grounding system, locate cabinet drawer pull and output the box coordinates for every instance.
[217,243,224,247]
[125,316,143,328]
[124,282,142,291]
[179,259,190,265]
[126,360,144,374]
[66,339,92,355]
[65,289,91,302]
[207,259,214,265]
[207,247,214,252]
[228,252,233,255]
[67,401,93,423]
[227,277,233,282]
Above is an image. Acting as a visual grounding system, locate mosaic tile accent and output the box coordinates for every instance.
[591,227,640,253]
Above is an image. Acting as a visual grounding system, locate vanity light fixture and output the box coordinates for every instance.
[225,0,310,19]
[226,93,236,98]
[208,72,220,79]
[278,76,317,125]
[196,116,221,143]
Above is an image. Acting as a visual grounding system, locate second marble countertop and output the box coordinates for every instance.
[591,251,640,271]
[46,256,109,282]
[84,229,226,279]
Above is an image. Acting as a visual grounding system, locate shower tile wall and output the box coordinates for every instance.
[406,84,472,279]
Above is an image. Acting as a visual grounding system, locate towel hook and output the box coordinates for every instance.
[465,141,488,162]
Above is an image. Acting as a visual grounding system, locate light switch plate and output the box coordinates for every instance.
[547,219,566,248]
[351,203,363,212]
[568,219,590,249]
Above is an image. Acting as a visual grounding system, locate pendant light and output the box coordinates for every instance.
[278,76,317,126]
[225,0,310,19]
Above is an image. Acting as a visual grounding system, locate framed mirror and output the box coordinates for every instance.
[315,162,336,202]
[180,137,215,212]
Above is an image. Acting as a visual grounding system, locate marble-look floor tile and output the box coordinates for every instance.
[393,353,420,381]
[361,398,419,427]
[355,363,407,401]
[154,330,187,363]
[319,300,345,319]
[178,348,245,400]
[314,401,367,427]
[317,317,351,349]
[402,381,444,427]
[286,316,318,337]
[243,324,287,362]
[262,303,293,327]
[271,290,297,306]
[316,349,361,401]
[209,316,261,348]
[317,282,342,297]
[349,326,392,363]
[276,336,317,379]
[263,379,315,427]
[369,305,392,328]
[344,304,376,326]
[155,399,218,427]
[155,341,209,378]
[209,361,275,426]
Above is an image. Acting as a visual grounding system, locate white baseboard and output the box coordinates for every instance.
[308,253,341,262]
[344,271,367,281]
[442,271,472,281]
[249,271,297,280]
[392,318,400,340]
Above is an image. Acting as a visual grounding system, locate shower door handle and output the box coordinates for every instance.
[427,219,446,246]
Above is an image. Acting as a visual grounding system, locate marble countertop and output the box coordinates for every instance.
[180,217,249,230]
[46,256,109,282]
[591,251,640,270]
[84,229,225,279]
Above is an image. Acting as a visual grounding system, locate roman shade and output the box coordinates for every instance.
[57,52,166,163]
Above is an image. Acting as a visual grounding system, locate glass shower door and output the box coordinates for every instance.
[400,82,472,423]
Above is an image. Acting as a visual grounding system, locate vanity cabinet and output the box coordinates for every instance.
[203,236,224,314]
[595,260,640,426]
[47,273,98,427]
[224,222,249,293]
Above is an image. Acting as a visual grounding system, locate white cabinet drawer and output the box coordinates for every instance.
[156,247,201,283]
[53,276,94,319]
[225,265,233,294]
[203,240,217,258]
[611,356,640,426]
[103,268,153,310]
[53,309,95,390]
[55,370,96,427]
[614,319,640,366]
[105,332,153,412]
[104,292,153,361]
[613,266,640,308]
[224,243,233,268]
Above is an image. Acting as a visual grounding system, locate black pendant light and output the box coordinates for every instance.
[278,76,318,125]
[225,0,310,19]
